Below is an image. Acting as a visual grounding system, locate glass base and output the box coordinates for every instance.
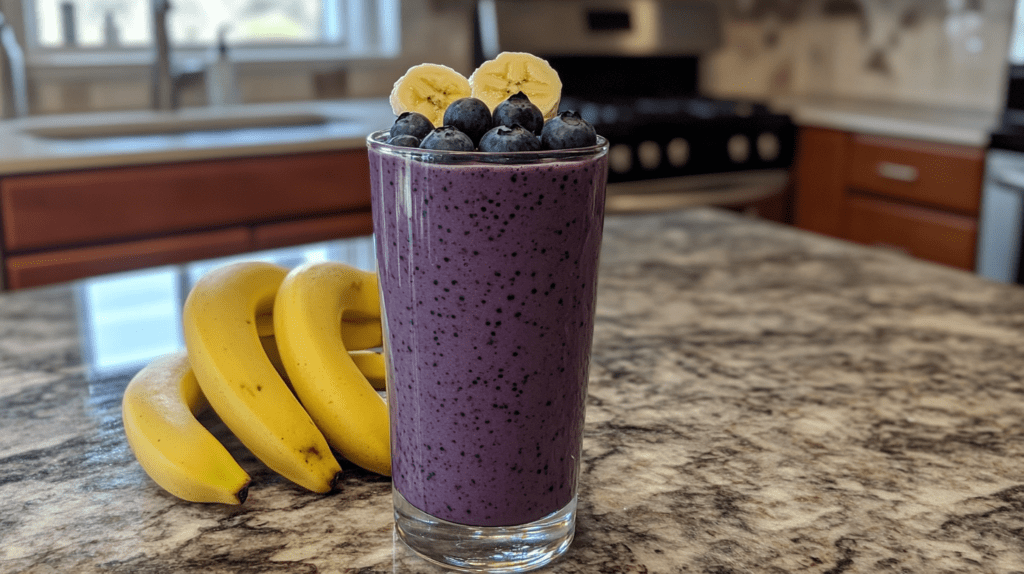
[393,489,577,573]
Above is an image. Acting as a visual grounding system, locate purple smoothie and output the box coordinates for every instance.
[368,132,608,527]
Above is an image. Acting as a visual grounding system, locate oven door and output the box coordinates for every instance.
[976,148,1024,283]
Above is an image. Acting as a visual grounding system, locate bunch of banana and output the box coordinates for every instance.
[273,262,391,476]
[122,352,251,504]
[389,51,562,126]
[121,260,390,504]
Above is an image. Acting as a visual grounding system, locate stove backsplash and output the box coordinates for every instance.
[702,0,1014,112]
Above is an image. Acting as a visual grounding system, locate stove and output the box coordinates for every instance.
[475,0,796,213]
[561,93,795,183]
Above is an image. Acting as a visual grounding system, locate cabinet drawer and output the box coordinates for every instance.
[5,227,250,289]
[253,211,373,250]
[1,150,370,252]
[847,135,983,214]
[843,194,977,270]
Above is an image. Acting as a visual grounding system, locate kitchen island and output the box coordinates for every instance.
[3,208,1024,573]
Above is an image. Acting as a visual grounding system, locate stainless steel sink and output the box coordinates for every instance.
[23,112,334,140]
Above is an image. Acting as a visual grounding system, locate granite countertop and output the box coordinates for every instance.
[778,96,999,147]
[4,208,1024,573]
[0,98,395,175]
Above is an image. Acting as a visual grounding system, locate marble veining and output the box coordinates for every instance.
[3,208,1024,573]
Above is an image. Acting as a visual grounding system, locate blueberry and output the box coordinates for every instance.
[541,111,597,150]
[386,134,421,147]
[479,125,541,153]
[493,92,544,135]
[420,126,475,151]
[442,97,493,145]
[390,112,433,140]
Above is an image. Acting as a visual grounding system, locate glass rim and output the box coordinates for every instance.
[366,130,609,164]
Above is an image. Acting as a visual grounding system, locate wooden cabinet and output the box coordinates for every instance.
[0,150,373,289]
[793,127,985,270]
[252,211,373,251]
[792,127,849,237]
[5,228,252,289]
[846,134,984,213]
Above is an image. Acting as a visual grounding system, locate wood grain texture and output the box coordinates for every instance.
[252,210,373,250]
[792,126,850,237]
[4,227,251,289]
[843,193,977,270]
[1,150,370,251]
[847,134,984,214]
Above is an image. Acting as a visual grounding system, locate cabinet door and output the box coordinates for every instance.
[1,150,370,252]
[847,135,984,214]
[253,211,373,250]
[4,227,251,289]
[843,193,977,270]
[793,127,850,237]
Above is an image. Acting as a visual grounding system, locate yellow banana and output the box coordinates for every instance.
[341,317,383,351]
[348,350,386,391]
[121,352,250,504]
[263,334,385,392]
[261,334,288,380]
[469,51,562,119]
[273,262,391,476]
[183,261,343,493]
[389,63,472,127]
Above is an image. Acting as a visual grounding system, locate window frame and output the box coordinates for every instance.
[10,0,400,74]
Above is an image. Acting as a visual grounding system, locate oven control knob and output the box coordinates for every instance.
[601,105,621,125]
[757,132,780,162]
[727,134,750,164]
[609,144,633,174]
[638,140,661,170]
[580,103,601,125]
[667,137,689,167]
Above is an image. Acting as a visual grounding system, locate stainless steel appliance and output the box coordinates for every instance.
[976,149,1024,283]
[475,0,796,213]
[977,0,1024,283]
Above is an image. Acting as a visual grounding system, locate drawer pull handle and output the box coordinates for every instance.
[877,161,918,182]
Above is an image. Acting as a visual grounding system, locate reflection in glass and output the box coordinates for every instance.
[76,235,375,380]
[77,266,182,378]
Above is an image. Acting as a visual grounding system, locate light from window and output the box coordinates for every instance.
[32,0,348,49]
[1012,0,1024,64]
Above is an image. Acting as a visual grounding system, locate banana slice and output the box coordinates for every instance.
[469,52,562,119]
[389,63,472,127]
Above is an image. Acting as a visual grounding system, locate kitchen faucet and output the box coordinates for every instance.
[151,0,173,109]
[150,0,204,110]
[0,10,28,118]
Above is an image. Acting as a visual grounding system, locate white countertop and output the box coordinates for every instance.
[776,96,1000,147]
[0,98,395,176]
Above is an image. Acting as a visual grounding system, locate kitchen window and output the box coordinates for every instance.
[17,0,399,69]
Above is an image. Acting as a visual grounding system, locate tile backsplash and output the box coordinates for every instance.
[702,0,1016,112]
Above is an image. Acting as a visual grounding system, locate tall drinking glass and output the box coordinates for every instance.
[367,130,608,572]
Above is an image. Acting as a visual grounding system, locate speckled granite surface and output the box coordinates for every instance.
[3,208,1024,573]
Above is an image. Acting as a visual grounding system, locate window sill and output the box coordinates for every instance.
[27,46,401,81]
